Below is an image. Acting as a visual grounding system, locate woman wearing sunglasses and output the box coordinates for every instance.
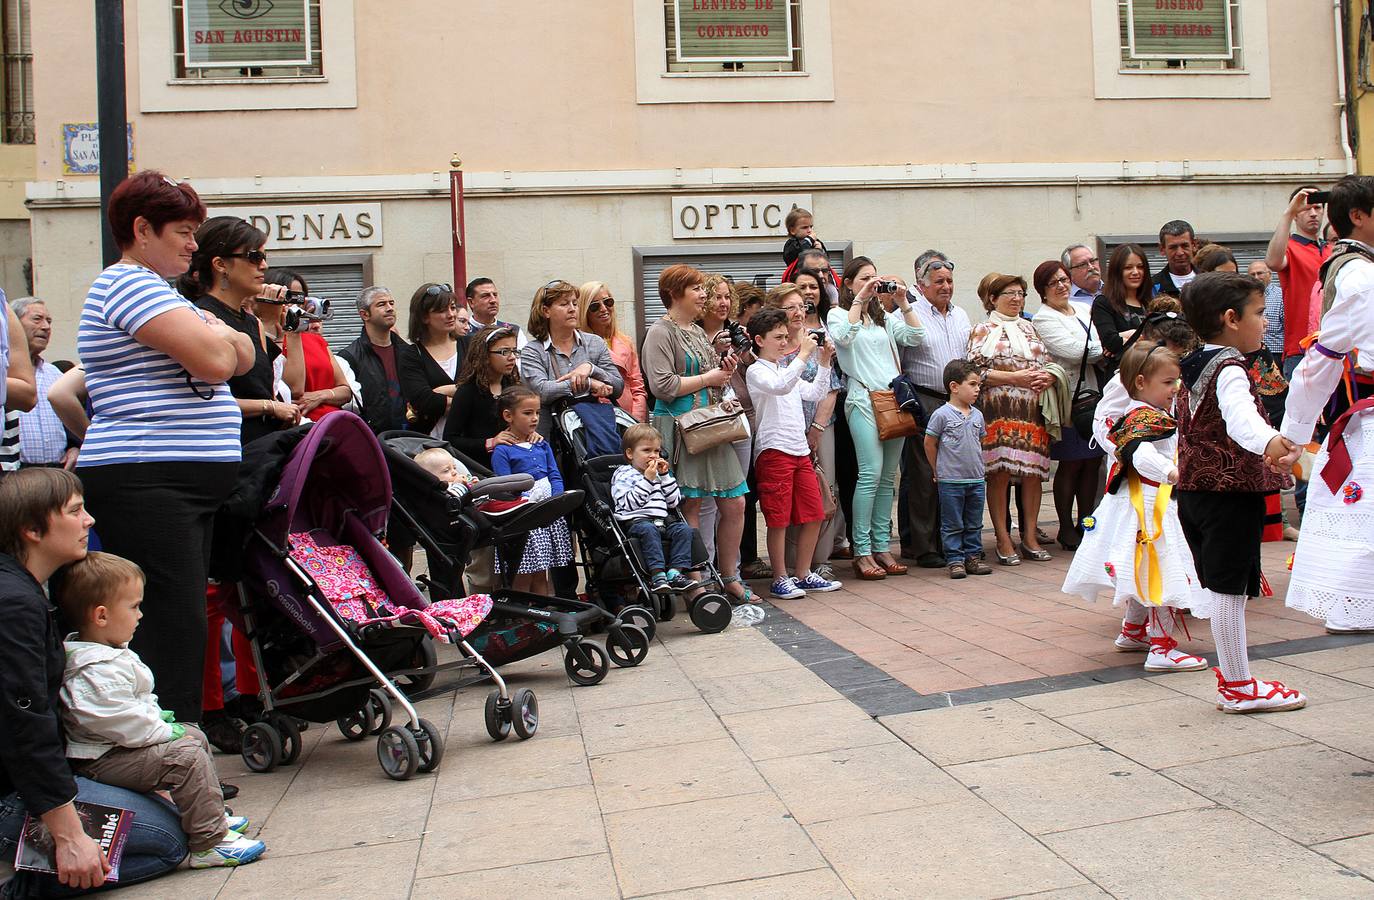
[178,216,304,446]
[578,281,646,421]
[400,282,469,437]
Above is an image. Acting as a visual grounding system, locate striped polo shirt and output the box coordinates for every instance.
[77,264,242,466]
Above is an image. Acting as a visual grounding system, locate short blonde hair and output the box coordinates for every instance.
[414,447,453,475]
[622,423,661,454]
[701,273,731,306]
[765,283,802,310]
[56,552,145,628]
[784,207,813,233]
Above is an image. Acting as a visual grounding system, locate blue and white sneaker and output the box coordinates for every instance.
[795,572,842,593]
[769,577,806,600]
[225,815,250,835]
[189,833,267,869]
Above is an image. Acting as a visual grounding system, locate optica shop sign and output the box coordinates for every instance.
[673,0,792,63]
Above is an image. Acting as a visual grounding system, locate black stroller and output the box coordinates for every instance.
[380,432,656,687]
[554,406,733,634]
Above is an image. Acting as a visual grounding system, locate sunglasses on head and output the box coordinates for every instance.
[225,250,268,265]
[589,297,615,312]
[424,283,453,299]
[919,259,955,278]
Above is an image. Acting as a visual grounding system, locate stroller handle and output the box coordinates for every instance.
[465,473,535,503]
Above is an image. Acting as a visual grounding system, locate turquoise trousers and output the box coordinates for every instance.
[844,395,904,557]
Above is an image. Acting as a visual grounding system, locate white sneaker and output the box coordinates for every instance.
[1143,640,1208,673]
[1215,671,1307,714]
[1324,621,1374,635]
[189,833,267,868]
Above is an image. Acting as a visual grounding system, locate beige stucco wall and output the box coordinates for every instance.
[30,0,1342,180]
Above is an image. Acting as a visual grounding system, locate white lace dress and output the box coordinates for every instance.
[1062,403,1209,616]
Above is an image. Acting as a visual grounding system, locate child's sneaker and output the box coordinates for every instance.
[947,562,967,579]
[189,833,267,869]
[1214,669,1307,714]
[666,570,695,591]
[964,557,993,576]
[1143,638,1208,673]
[769,577,806,600]
[1113,620,1150,652]
[650,573,672,594]
[225,815,250,835]
[795,572,842,593]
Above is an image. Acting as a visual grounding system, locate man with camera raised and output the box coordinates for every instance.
[898,250,972,567]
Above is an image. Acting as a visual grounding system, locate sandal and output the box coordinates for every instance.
[874,554,908,576]
[1018,543,1052,562]
[721,575,754,606]
[854,557,887,580]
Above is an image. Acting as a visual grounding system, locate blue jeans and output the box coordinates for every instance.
[937,481,986,564]
[0,778,187,896]
[626,518,695,574]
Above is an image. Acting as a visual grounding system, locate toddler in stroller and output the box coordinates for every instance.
[381,431,656,689]
[557,406,734,634]
[232,412,543,781]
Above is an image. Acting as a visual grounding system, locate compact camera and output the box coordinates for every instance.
[874,280,899,295]
[807,328,827,346]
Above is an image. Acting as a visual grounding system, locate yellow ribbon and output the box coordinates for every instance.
[1128,471,1172,605]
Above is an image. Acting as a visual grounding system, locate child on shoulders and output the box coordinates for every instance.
[55,553,266,869]
[612,424,696,593]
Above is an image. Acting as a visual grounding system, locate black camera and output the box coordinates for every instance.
[807,328,827,346]
[875,280,899,294]
[729,323,751,354]
[281,294,332,333]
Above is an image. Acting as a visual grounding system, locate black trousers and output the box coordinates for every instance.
[897,435,942,558]
[79,461,238,722]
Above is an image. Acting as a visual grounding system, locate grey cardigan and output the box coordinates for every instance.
[519,329,623,435]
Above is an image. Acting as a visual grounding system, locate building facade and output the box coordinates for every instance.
[27,0,1351,357]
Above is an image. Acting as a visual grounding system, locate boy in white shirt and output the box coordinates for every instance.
[745,305,842,600]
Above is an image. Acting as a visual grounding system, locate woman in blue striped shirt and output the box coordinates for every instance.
[76,171,254,722]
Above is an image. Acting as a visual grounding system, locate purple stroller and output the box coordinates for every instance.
[233,412,540,781]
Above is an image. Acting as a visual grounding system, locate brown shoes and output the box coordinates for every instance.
[964,556,993,576]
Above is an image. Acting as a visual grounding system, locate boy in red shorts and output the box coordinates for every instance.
[745,305,843,600]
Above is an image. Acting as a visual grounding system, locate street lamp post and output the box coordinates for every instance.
[94,0,127,267]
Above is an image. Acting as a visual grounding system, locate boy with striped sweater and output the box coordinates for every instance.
[612,424,696,593]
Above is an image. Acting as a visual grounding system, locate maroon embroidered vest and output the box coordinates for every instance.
[1176,348,1284,493]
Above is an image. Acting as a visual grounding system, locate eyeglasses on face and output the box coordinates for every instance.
[225,250,268,265]
[488,347,519,358]
[1047,275,1072,287]
[997,290,1028,299]
[1068,257,1099,270]
[589,297,615,311]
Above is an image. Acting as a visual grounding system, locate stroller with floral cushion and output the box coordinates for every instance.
[231,412,542,782]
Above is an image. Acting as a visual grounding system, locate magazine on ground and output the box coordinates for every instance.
[13,801,134,882]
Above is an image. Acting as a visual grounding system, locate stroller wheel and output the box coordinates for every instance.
[376,726,420,781]
[484,689,512,742]
[337,703,376,742]
[689,593,733,634]
[512,689,539,740]
[397,637,439,698]
[266,713,302,766]
[367,689,394,736]
[619,606,656,643]
[606,624,651,668]
[414,718,445,773]
[564,640,610,686]
[241,722,282,773]
[658,591,677,622]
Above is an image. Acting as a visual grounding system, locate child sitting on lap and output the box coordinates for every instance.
[612,424,696,593]
[56,553,266,869]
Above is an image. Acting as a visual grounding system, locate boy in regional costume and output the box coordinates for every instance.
[1282,175,1374,632]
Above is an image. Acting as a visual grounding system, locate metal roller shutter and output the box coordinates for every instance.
[274,261,368,351]
[632,242,851,345]
[1099,234,1271,287]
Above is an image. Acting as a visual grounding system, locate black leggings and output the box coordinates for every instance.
[80,461,238,722]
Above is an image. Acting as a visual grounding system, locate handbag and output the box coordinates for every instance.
[813,454,837,517]
[860,329,921,442]
[1069,318,1102,441]
[676,391,748,457]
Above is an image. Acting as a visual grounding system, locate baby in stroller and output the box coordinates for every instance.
[612,423,697,594]
[414,447,480,500]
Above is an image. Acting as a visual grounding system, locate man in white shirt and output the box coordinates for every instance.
[1150,220,1197,298]
[898,250,973,567]
[1063,243,1102,314]
[465,277,527,349]
[11,297,73,468]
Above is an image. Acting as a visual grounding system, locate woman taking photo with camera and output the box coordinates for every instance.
[400,282,468,438]
[826,257,924,581]
[179,216,303,445]
[260,268,352,421]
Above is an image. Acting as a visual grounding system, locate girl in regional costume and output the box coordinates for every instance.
[1281,228,1374,630]
[1063,342,1210,672]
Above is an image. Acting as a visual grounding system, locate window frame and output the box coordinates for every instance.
[0,0,32,145]
[1118,0,1242,72]
[664,0,803,74]
[171,0,323,83]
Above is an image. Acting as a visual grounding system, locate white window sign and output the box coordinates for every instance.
[671,194,812,239]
